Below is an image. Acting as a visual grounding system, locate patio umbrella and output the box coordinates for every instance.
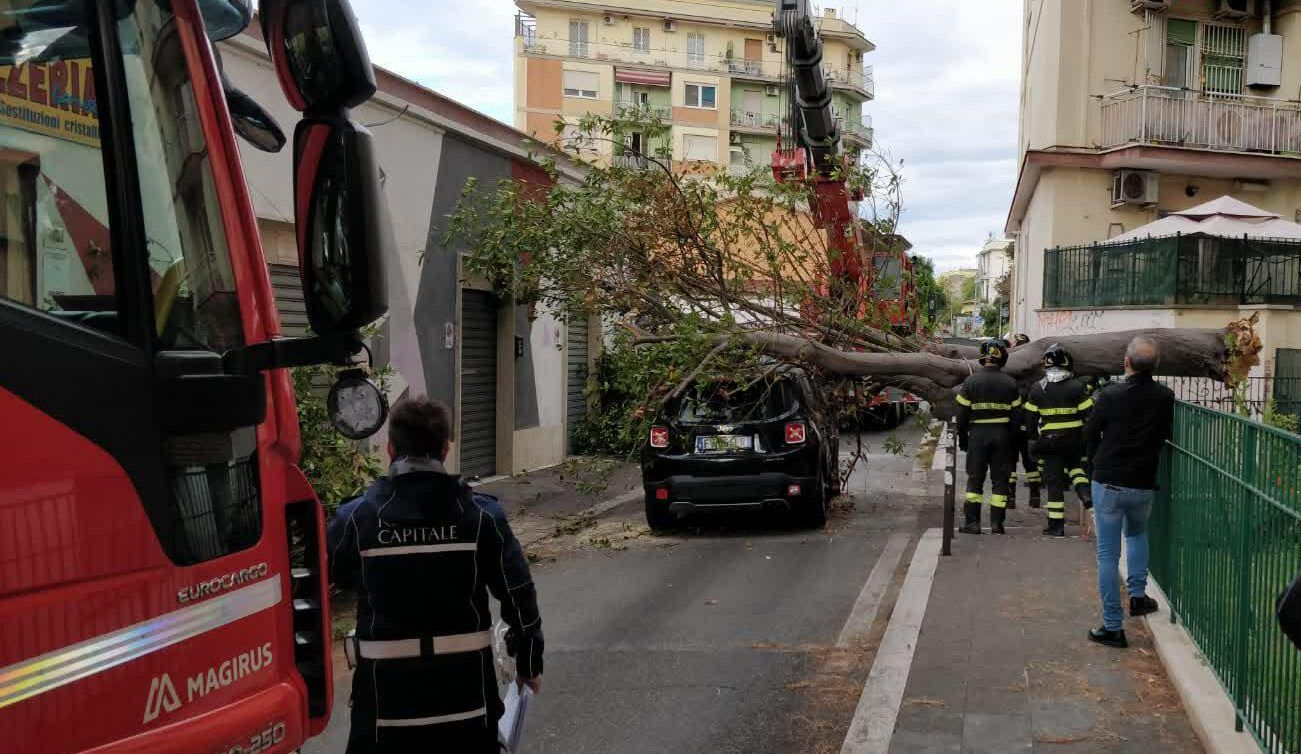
[1111,195,1301,242]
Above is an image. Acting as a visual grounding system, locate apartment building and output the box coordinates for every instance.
[976,237,1012,305]
[513,0,874,172]
[1006,0,1301,376]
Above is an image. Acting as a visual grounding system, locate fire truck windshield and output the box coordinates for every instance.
[0,0,246,353]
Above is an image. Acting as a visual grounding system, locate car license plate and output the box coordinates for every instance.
[695,434,752,453]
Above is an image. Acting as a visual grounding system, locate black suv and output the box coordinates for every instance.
[640,369,838,530]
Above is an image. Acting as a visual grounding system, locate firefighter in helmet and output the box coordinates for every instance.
[1006,335,1042,509]
[1024,345,1095,537]
[955,339,1022,535]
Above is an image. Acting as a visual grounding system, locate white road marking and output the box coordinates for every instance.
[840,528,942,754]
[835,533,911,648]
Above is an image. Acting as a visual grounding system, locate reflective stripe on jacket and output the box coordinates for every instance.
[955,365,1022,440]
[1025,376,1094,439]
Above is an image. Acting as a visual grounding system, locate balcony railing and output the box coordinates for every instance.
[1100,85,1301,156]
[839,114,873,147]
[614,152,652,170]
[826,63,874,98]
[514,32,791,79]
[730,109,782,130]
[616,99,671,120]
[1043,233,1301,309]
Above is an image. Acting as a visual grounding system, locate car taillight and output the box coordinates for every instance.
[787,483,802,497]
[649,426,670,448]
[655,488,669,500]
[785,421,806,444]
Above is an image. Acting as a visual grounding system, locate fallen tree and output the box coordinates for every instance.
[630,319,1261,419]
[443,113,1260,433]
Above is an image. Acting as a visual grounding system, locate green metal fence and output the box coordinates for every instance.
[1150,403,1301,754]
[1043,234,1301,309]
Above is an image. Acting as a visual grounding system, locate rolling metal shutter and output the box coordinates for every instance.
[460,290,498,478]
[566,316,590,452]
[268,264,309,337]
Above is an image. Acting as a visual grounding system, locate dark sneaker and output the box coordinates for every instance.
[959,524,982,535]
[1042,524,1066,538]
[991,523,1006,535]
[1088,627,1129,648]
[1130,595,1160,617]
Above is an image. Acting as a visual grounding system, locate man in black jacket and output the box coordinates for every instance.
[328,396,544,752]
[1083,336,1174,648]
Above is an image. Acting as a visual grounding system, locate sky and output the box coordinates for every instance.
[348,0,1023,272]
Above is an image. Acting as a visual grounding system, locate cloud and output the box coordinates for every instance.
[349,0,1021,271]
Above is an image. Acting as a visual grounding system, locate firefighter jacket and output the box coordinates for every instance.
[327,458,543,750]
[955,365,1022,443]
[1024,376,1094,441]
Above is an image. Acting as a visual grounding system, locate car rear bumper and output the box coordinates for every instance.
[645,471,819,514]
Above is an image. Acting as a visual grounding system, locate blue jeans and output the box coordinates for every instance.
[1093,481,1154,631]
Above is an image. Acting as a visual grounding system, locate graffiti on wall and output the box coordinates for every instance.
[1036,309,1105,335]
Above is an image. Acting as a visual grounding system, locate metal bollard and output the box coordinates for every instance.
[942,419,956,556]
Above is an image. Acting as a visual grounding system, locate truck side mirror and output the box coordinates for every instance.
[293,116,391,334]
[261,0,377,112]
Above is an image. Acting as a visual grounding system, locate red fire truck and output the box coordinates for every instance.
[0,1,392,752]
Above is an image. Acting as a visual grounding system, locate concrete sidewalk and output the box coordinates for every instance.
[885,479,1205,752]
[471,457,643,547]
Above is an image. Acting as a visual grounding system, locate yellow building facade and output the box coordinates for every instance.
[514,0,874,172]
[1007,0,1301,378]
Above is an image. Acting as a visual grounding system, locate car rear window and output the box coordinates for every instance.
[676,379,794,424]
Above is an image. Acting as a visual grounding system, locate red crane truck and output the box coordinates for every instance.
[0,1,392,752]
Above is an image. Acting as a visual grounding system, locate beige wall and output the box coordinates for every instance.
[1020,1,1301,156]
[526,56,564,111]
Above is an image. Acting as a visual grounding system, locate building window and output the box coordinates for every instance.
[687,32,705,66]
[569,19,589,57]
[563,70,599,99]
[684,83,716,108]
[683,133,717,161]
[633,26,650,52]
[1165,18,1195,89]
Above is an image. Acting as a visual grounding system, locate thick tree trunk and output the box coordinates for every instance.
[641,320,1260,420]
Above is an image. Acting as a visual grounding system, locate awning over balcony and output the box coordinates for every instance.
[615,68,670,87]
[1112,195,1301,242]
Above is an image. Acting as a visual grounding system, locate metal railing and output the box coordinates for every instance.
[729,109,782,130]
[1150,403,1301,754]
[1157,376,1301,421]
[1043,234,1301,309]
[1100,85,1301,156]
[616,99,671,120]
[512,25,874,99]
[839,113,873,146]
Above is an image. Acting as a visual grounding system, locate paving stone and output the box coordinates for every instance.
[962,712,1033,754]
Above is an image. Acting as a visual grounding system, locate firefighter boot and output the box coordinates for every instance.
[1043,501,1067,537]
[1028,483,1042,509]
[990,505,1007,535]
[1007,475,1018,509]
[959,501,982,535]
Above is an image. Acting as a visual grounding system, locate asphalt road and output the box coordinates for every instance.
[306,424,934,754]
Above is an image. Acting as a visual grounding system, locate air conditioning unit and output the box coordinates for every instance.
[766,32,778,51]
[663,19,676,32]
[1130,0,1170,12]
[729,132,743,145]
[1112,170,1160,206]
[1214,0,1249,20]
[764,84,780,96]
[603,13,614,25]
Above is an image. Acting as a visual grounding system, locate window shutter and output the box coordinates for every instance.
[683,134,717,161]
[562,70,599,96]
[1166,19,1196,47]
